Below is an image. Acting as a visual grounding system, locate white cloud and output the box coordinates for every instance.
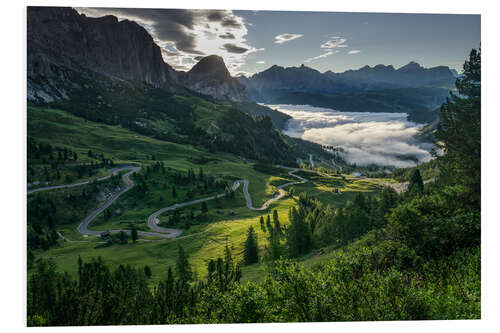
[256,61,265,64]
[348,50,361,54]
[265,104,432,168]
[274,33,303,44]
[75,8,260,74]
[321,37,348,49]
[303,50,339,63]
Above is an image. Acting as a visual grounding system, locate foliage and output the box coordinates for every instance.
[436,48,481,206]
[244,227,259,265]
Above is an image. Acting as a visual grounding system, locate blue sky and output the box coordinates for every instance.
[76,8,480,75]
[237,11,480,74]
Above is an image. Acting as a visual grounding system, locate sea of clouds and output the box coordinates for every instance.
[266,104,433,168]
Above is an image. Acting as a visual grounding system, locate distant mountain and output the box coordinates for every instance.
[239,64,353,101]
[27,7,250,103]
[239,62,456,103]
[179,55,250,102]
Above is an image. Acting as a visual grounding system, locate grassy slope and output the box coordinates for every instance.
[28,106,386,283]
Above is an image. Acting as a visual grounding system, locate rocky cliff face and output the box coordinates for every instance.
[27,7,249,103]
[180,55,250,102]
[28,7,176,91]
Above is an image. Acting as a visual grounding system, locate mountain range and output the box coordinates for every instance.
[28,6,455,132]
[239,62,456,102]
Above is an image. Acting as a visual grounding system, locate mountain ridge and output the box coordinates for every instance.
[27,7,250,103]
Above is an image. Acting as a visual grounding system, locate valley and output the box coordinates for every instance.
[25,6,481,325]
[28,105,389,283]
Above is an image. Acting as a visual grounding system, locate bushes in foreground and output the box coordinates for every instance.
[27,245,480,326]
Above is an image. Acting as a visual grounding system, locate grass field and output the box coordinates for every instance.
[28,105,387,284]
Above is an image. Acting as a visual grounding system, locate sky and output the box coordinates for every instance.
[75,8,480,76]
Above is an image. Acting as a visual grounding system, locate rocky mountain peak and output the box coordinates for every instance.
[188,55,231,81]
[182,55,250,102]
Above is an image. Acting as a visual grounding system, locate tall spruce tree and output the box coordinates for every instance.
[408,169,424,195]
[243,226,259,265]
[286,206,312,257]
[436,48,481,206]
[266,215,272,232]
[259,216,266,232]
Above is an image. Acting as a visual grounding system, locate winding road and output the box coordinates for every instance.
[27,165,136,195]
[147,167,307,236]
[31,162,309,240]
[31,159,427,241]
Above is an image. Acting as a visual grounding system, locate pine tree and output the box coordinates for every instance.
[131,226,138,243]
[286,206,312,257]
[408,169,424,195]
[176,245,192,282]
[259,216,266,232]
[436,48,481,205]
[266,215,272,232]
[144,266,152,278]
[199,167,204,181]
[267,227,282,260]
[243,226,259,265]
[172,185,177,198]
[272,209,281,235]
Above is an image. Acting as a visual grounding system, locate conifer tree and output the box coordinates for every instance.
[243,226,259,265]
[131,226,138,243]
[259,216,266,232]
[408,169,424,195]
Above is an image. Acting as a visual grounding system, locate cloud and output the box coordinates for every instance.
[266,104,432,168]
[221,17,242,28]
[256,61,265,64]
[219,32,235,39]
[348,50,361,54]
[321,37,348,49]
[220,43,248,54]
[304,50,339,63]
[74,7,258,74]
[274,33,303,44]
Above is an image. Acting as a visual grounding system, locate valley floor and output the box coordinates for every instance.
[27,106,390,282]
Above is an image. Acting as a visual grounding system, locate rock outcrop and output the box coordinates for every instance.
[180,55,250,102]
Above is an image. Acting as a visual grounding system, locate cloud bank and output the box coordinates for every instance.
[274,33,304,44]
[266,104,432,168]
[75,7,262,74]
